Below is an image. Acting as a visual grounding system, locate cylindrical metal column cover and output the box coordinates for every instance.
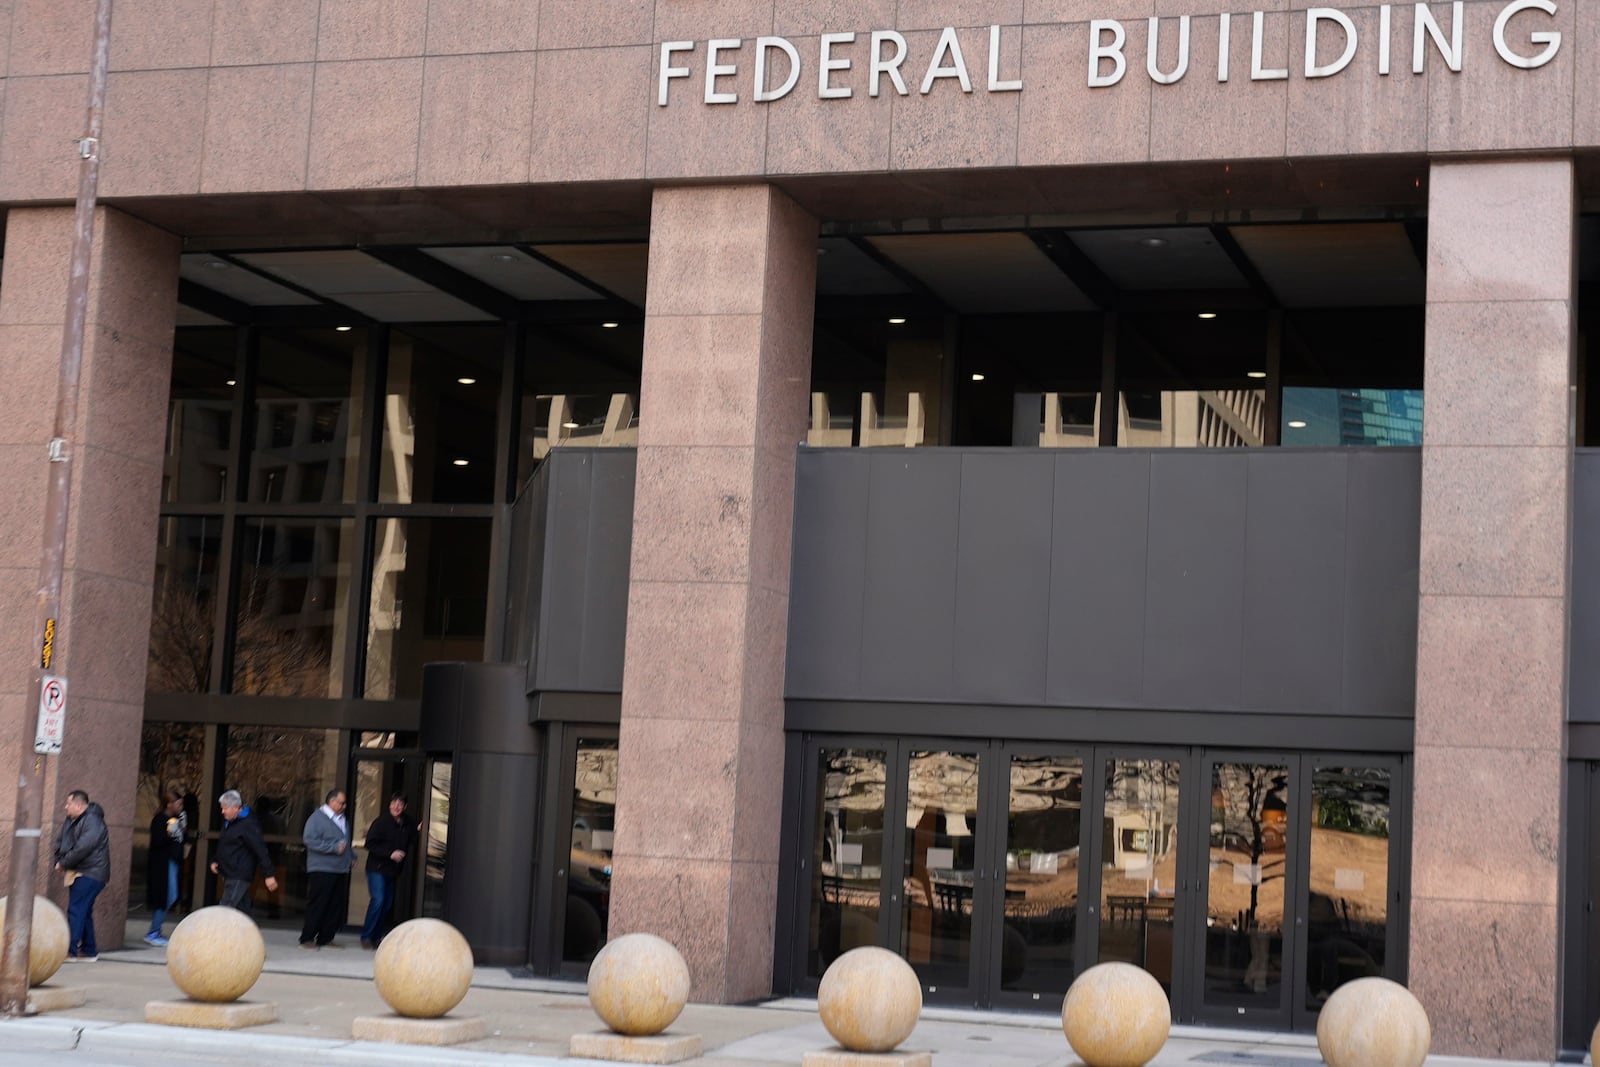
[419,662,540,965]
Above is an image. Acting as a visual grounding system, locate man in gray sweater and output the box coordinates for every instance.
[299,789,353,949]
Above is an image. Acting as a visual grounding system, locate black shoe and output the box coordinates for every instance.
[360,939,374,950]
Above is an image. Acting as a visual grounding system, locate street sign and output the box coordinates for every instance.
[34,676,66,754]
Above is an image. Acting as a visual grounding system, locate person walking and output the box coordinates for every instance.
[360,793,416,949]
[52,789,110,962]
[210,789,278,912]
[143,787,187,946]
[300,789,353,949]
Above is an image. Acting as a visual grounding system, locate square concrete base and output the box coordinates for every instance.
[145,999,279,1029]
[352,1014,489,1046]
[802,1050,932,1067]
[569,1030,704,1064]
[26,985,85,1014]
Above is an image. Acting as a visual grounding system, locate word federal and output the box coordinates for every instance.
[655,0,1561,106]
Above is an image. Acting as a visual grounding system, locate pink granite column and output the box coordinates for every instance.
[1411,160,1573,1059]
[0,207,179,948]
[609,185,816,1002]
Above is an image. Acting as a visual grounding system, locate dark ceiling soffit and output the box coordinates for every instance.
[212,252,376,326]
[1208,224,1280,309]
[177,278,249,324]
[514,244,641,309]
[845,236,954,314]
[361,245,525,321]
[1027,230,1118,311]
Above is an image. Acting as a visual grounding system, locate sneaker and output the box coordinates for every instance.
[144,934,169,947]
[298,942,320,951]
[67,954,97,963]
[360,939,374,950]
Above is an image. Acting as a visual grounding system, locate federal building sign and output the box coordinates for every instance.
[655,0,1561,105]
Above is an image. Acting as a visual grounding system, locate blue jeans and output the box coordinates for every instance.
[361,871,395,943]
[66,874,105,957]
[147,860,179,936]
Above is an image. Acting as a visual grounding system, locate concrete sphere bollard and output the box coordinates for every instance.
[1061,962,1171,1067]
[373,918,475,1018]
[817,946,922,1053]
[166,906,266,1003]
[1590,1017,1599,1067]
[587,933,692,1036]
[0,896,69,987]
[1316,977,1431,1067]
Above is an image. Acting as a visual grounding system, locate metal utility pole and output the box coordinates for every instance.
[0,0,114,1016]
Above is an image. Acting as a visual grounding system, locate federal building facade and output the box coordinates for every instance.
[0,0,1596,1059]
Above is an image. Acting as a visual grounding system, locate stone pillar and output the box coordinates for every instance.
[1411,160,1573,1059]
[609,185,816,1002]
[0,207,179,948]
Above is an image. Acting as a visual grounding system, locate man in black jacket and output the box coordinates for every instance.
[53,789,110,962]
[360,793,416,948]
[208,789,278,913]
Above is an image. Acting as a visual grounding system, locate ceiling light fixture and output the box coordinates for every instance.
[335,325,353,332]
[601,322,619,329]
[888,317,907,325]
[562,421,581,429]
[971,373,986,382]
[1288,420,1308,429]
[1246,370,1267,379]
[1197,312,1217,319]
[206,259,229,270]
[1140,237,1168,248]
[225,379,237,387]
[490,253,518,263]
[457,377,477,385]
[452,458,470,467]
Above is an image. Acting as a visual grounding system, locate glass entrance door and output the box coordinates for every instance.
[1093,754,1186,996]
[346,747,425,931]
[899,748,984,999]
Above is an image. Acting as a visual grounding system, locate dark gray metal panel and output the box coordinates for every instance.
[506,460,549,668]
[1572,452,1600,722]
[859,451,961,700]
[953,452,1054,703]
[1240,452,1348,715]
[579,450,636,692]
[1142,451,1249,710]
[421,661,539,756]
[1045,450,1150,708]
[785,451,870,697]
[444,749,539,965]
[535,453,597,690]
[1342,450,1422,719]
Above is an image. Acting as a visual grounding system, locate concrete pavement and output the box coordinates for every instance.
[0,920,1565,1067]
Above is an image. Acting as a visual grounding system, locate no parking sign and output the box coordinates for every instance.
[34,675,66,754]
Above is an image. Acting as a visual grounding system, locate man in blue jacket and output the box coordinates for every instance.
[300,788,353,949]
[52,789,110,962]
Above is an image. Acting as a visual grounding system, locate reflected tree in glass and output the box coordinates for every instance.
[1098,759,1181,992]
[806,748,886,978]
[1204,763,1289,1009]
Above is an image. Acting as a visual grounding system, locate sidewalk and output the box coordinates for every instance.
[0,919,1561,1067]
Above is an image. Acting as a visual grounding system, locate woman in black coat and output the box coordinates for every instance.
[144,787,186,946]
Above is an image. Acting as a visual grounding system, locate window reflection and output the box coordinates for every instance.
[249,328,365,504]
[232,518,353,697]
[564,739,618,964]
[130,722,205,913]
[1098,758,1181,993]
[1282,388,1422,446]
[164,328,236,504]
[811,317,947,448]
[380,327,502,504]
[806,748,886,978]
[364,518,490,700]
[422,760,451,919]
[1306,766,1390,1010]
[148,516,222,693]
[1001,755,1082,995]
[518,322,643,486]
[1204,762,1290,1011]
[901,750,980,989]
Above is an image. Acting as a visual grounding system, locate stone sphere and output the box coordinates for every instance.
[817,946,922,1053]
[1590,1016,1600,1067]
[1317,977,1430,1067]
[0,896,69,986]
[374,918,475,1018]
[167,906,265,1003]
[1061,962,1171,1067]
[587,933,692,1036]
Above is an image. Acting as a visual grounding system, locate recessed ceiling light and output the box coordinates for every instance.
[457,377,477,385]
[1140,237,1168,248]
[601,322,619,329]
[206,259,229,270]
[562,421,581,429]
[452,458,470,467]
[971,373,986,382]
[1288,420,1308,429]
[1246,371,1267,379]
[888,317,907,325]
[1197,312,1217,319]
[225,379,237,387]
[490,253,517,263]
[335,325,353,332]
